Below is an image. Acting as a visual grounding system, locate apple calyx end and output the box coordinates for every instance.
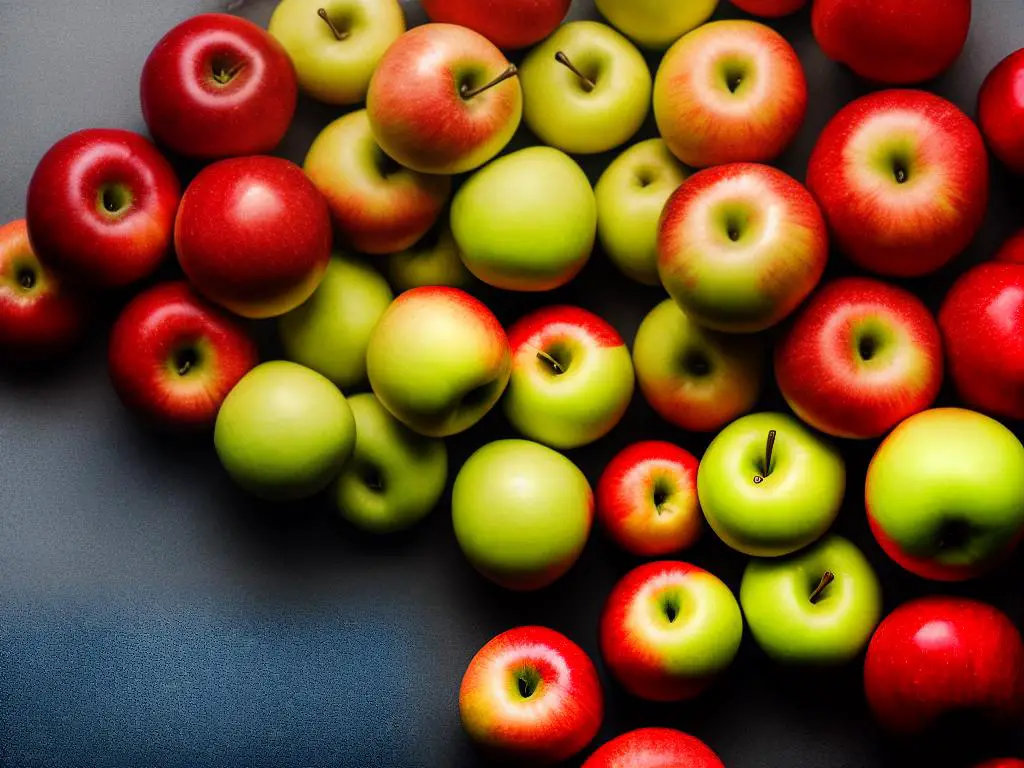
[317,8,350,42]
[809,571,835,604]
[554,51,595,92]
[753,429,777,485]
[460,64,518,101]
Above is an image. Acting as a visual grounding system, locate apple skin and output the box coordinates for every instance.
[303,110,451,255]
[633,299,764,432]
[268,0,405,105]
[729,0,806,17]
[367,287,511,437]
[864,597,1024,733]
[108,282,258,430]
[979,49,1024,174]
[600,561,743,702]
[421,0,571,50]
[140,13,297,159]
[812,0,971,85]
[658,163,828,333]
[596,441,702,558]
[807,89,988,277]
[582,728,724,768]
[452,439,593,590]
[459,626,602,764]
[503,305,634,449]
[175,156,332,320]
[775,277,944,439]
[278,254,394,391]
[653,21,807,168]
[998,230,1024,264]
[866,408,1024,582]
[595,0,718,50]
[386,221,471,291]
[366,24,522,175]
[26,129,180,288]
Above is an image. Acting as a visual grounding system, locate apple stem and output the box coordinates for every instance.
[317,8,349,41]
[178,359,192,376]
[753,429,777,485]
[213,60,246,84]
[460,64,518,100]
[809,571,835,604]
[554,51,595,91]
[536,351,566,375]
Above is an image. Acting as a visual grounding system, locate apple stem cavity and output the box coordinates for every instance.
[536,350,566,375]
[317,8,350,41]
[460,64,518,101]
[554,51,595,92]
[753,429,777,484]
[16,267,36,290]
[809,571,835,604]
[213,59,246,85]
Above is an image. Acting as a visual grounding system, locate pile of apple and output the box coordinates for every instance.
[4,0,1024,763]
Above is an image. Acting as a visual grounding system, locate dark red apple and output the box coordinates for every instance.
[582,728,725,768]
[420,0,571,50]
[974,761,1024,768]
[979,49,1024,174]
[730,0,807,17]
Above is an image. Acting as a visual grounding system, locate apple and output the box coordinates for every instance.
[998,230,1024,264]
[594,0,718,50]
[600,561,743,701]
[519,21,651,155]
[864,597,1024,733]
[729,0,807,17]
[582,728,724,768]
[366,287,511,437]
[367,24,522,175]
[658,163,828,333]
[503,305,634,449]
[979,49,1024,174]
[108,282,258,429]
[459,626,602,763]
[633,299,764,432]
[653,21,807,168]
[698,412,846,557]
[775,277,944,439]
[812,0,971,85]
[175,156,332,320]
[975,762,1024,768]
[807,89,988,277]
[386,221,470,291]
[303,110,451,255]
[214,361,355,501]
[596,441,702,557]
[268,0,405,105]
[140,13,297,159]
[333,393,446,534]
[421,0,570,50]
[25,129,179,287]
[595,139,689,285]
[866,407,1024,582]
[740,535,882,665]
[278,254,394,391]
[452,439,592,590]
[451,147,596,291]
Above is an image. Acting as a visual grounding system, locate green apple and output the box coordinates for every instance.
[452,439,593,590]
[451,147,597,292]
[519,21,652,155]
[269,0,406,105]
[278,254,393,390]
[334,393,447,533]
[386,220,471,292]
[697,412,846,557]
[595,139,689,285]
[595,0,719,49]
[740,535,882,665]
[214,361,356,501]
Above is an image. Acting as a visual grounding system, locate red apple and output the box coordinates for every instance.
[459,626,603,764]
[582,728,725,768]
[26,129,180,287]
[775,277,943,439]
[807,89,988,277]
[812,0,971,84]
[420,0,571,50]
[596,441,702,557]
[729,0,806,16]
[175,156,332,319]
[979,49,1024,174]
[109,282,258,429]
[864,597,1024,733]
[998,230,1024,264]
[975,761,1024,768]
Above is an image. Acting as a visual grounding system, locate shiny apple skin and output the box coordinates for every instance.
[421,0,571,50]
[978,49,1024,173]
[582,727,725,768]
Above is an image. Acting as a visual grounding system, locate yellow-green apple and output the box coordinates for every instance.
[740,535,882,665]
[729,0,807,16]
[451,147,596,291]
[582,728,724,768]
[459,626,602,763]
[421,0,571,50]
[594,0,718,50]
[503,306,634,449]
[658,163,828,333]
[279,254,393,390]
[334,393,446,533]
[633,299,764,432]
[979,50,1024,174]
[109,282,258,430]
[600,561,742,701]
[452,439,592,590]
[653,21,807,168]
[866,408,1024,582]
[596,441,702,557]
[386,221,471,291]
[698,412,846,557]
[366,287,510,437]
[214,361,355,501]
[864,597,1024,733]
[303,110,450,255]
[595,139,689,285]
[807,89,988,277]
[140,14,297,159]
[775,277,944,439]
[175,156,332,319]
[366,24,522,175]
[268,0,405,105]
[812,0,971,85]
[26,129,179,287]
[519,21,651,155]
